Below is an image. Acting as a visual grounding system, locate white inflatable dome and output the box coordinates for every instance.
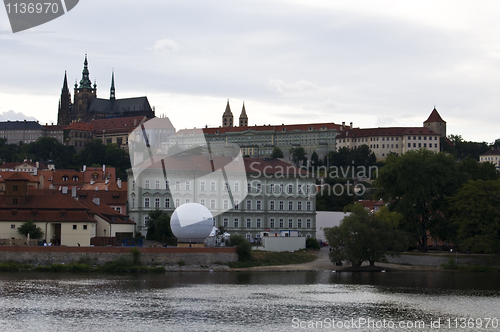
[170,203,214,243]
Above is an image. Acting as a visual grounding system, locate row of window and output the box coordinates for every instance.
[222,217,312,229]
[11,224,88,230]
[407,143,438,148]
[135,197,313,211]
[137,180,312,195]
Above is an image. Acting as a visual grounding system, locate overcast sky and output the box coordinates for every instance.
[1,0,499,142]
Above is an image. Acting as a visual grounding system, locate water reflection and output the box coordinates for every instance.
[0,271,499,331]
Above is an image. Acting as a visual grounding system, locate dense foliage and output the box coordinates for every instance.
[0,137,131,180]
[229,234,252,261]
[17,221,44,239]
[324,204,408,267]
[448,179,500,254]
[145,209,176,245]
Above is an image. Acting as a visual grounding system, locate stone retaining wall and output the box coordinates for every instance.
[0,246,238,265]
[386,253,500,266]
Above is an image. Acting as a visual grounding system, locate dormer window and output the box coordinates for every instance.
[72,176,79,181]
[62,176,68,182]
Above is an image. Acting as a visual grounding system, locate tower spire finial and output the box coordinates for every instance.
[110,70,115,101]
[79,54,93,89]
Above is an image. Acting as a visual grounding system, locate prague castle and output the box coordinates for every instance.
[57,55,155,126]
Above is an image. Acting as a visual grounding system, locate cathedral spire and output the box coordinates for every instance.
[110,70,115,101]
[239,101,248,127]
[222,99,234,127]
[79,54,93,89]
[62,71,69,92]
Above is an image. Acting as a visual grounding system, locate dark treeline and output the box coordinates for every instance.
[0,137,131,180]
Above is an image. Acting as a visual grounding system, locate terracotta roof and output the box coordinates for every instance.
[77,188,128,206]
[336,127,439,139]
[77,199,134,224]
[81,182,120,191]
[43,124,67,131]
[133,155,309,176]
[424,108,446,123]
[0,172,38,182]
[0,189,95,223]
[52,170,84,186]
[481,148,500,156]
[0,161,48,169]
[3,172,32,181]
[174,122,344,137]
[65,122,94,131]
[83,167,116,183]
[358,200,385,211]
[92,116,145,134]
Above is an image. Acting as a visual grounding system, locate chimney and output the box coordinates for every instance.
[350,122,353,129]
[105,187,108,191]
[103,165,105,173]
[34,168,37,176]
[342,122,345,130]
[117,178,122,189]
[83,165,86,172]
[62,187,68,194]
[72,186,77,197]
[93,198,100,205]
[36,161,39,168]
[95,186,98,191]
[134,119,137,126]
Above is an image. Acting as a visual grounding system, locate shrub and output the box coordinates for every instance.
[229,234,252,262]
[131,247,141,265]
[306,238,320,250]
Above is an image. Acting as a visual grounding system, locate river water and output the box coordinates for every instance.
[0,271,499,331]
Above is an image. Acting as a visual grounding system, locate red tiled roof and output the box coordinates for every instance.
[77,199,134,224]
[336,127,439,138]
[92,116,146,134]
[0,189,96,223]
[83,167,116,183]
[424,108,446,123]
[43,124,67,131]
[481,148,500,156]
[174,122,344,137]
[77,188,128,206]
[52,170,84,186]
[0,172,38,182]
[65,122,94,131]
[0,161,48,169]
[3,172,32,181]
[358,200,385,211]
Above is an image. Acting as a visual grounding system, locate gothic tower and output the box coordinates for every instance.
[239,102,248,127]
[73,54,97,122]
[57,71,72,126]
[222,99,233,127]
[424,107,446,137]
[110,70,115,102]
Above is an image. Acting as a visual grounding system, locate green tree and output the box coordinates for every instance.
[324,204,407,267]
[146,209,175,244]
[289,147,307,167]
[448,179,500,254]
[17,220,44,240]
[271,147,284,159]
[458,156,499,182]
[310,151,319,170]
[229,234,252,261]
[376,150,459,251]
